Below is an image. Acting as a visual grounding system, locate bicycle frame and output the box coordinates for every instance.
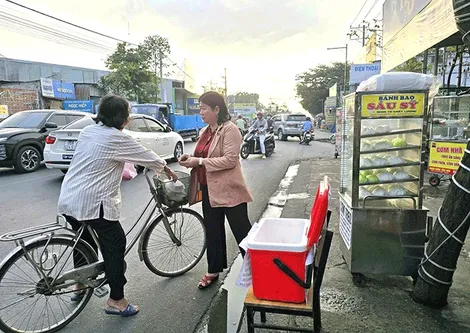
[0,168,181,291]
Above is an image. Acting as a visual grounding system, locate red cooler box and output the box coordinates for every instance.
[247,218,310,303]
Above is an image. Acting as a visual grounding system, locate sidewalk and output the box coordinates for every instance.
[238,158,470,333]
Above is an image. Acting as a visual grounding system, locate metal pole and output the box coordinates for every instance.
[434,47,439,76]
[362,25,366,46]
[423,49,429,74]
[224,68,227,100]
[344,44,348,94]
[159,51,164,102]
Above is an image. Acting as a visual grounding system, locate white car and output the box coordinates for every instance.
[44,114,184,173]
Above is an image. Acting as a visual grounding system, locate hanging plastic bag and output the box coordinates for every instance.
[122,163,137,181]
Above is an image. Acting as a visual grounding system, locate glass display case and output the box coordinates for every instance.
[339,90,430,279]
[340,91,428,210]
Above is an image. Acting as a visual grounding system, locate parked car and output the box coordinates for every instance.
[272,114,308,141]
[0,110,88,173]
[44,114,185,173]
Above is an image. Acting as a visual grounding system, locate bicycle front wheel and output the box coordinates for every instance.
[0,237,97,333]
[142,208,206,277]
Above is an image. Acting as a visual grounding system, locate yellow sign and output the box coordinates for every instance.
[361,93,425,118]
[0,105,8,117]
[365,33,377,63]
[344,94,355,116]
[428,141,467,175]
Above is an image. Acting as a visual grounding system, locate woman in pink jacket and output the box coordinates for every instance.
[179,91,253,289]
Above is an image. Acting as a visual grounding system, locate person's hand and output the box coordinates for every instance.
[164,166,178,182]
[179,157,200,168]
[178,153,191,163]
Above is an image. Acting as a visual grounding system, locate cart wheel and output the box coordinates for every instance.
[429,176,440,187]
[334,152,339,159]
[352,273,366,287]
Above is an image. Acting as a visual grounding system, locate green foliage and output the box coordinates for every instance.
[296,62,350,115]
[99,42,161,103]
[140,35,173,77]
[394,57,424,73]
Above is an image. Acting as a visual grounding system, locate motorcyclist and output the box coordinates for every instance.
[251,111,268,158]
[236,114,246,135]
[300,117,313,144]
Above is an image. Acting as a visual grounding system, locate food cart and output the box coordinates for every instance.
[339,90,430,286]
[427,95,470,186]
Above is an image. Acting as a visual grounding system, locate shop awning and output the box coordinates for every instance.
[382,0,460,73]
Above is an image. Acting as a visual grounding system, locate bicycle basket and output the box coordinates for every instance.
[153,171,191,207]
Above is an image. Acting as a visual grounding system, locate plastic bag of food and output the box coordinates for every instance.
[373,157,388,166]
[360,157,373,167]
[377,172,394,182]
[375,125,392,133]
[357,72,436,92]
[362,126,375,135]
[122,163,137,181]
[393,171,410,180]
[388,185,407,196]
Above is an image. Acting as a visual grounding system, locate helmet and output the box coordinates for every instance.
[257,111,263,117]
[306,117,311,121]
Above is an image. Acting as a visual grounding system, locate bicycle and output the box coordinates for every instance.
[0,169,206,333]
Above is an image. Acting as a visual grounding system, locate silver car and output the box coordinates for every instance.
[272,114,307,141]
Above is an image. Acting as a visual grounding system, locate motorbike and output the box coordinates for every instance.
[299,130,315,145]
[240,127,275,159]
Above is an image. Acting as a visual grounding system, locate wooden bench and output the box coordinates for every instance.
[244,211,333,333]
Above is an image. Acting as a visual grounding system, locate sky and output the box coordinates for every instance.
[0,0,383,113]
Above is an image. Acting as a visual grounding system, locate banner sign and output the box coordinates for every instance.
[428,141,467,175]
[187,98,200,114]
[383,0,432,44]
[349,64,381,85]
[329,83,337,97]
[361,93,425,118]
[63,100,93,113]
[230,103,256,115]
[0,105,8,118]
[40,78,75,100]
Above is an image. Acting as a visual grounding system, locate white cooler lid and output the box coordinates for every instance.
[247,218,309,252]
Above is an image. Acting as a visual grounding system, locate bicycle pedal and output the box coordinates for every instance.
[94,286,109,298]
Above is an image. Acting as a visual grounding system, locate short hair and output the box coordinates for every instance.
[199,91,231,125]
[97,95,130,130]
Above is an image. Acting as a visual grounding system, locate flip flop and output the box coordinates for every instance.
[105,304,139,317]
[198,274,219,289]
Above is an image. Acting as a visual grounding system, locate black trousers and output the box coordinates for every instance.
[65,210,127,301]
[201,185,252,274]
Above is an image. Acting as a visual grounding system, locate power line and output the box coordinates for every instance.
[350,0,370,26]
[363,0,381,21]
[3,0,197,83]
[5,0,136,46]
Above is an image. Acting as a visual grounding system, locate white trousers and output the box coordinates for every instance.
[258,134,266,154]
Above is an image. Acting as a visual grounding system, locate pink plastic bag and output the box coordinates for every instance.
[122,163,137,181]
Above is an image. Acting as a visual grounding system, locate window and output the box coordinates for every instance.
[126,118,148,132]
[145,118,165,133]
[0,112,49,129]
[67,115,84,124]
[48,114,68,127]
[65,117,96,130]
[287,115,307,122]
[131,106,158,117]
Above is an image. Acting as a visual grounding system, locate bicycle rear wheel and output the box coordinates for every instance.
[142,208,206,277]
[0,237,97,333]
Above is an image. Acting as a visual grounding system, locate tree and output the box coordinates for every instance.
[202,81,225,95]
[227,91,261,109]
[296,62,350,115]
[412,144,470,308]
[140,35,174,78]
[393,57,425,73]
[99,42,160,103]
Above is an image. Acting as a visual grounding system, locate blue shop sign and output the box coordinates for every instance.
[187,98,200,115]
[40,78,76,100]
[63,100,93,113]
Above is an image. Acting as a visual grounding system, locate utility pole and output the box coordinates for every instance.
[159,50,164,102]
[327,45,348,94]
[224,68,227,100]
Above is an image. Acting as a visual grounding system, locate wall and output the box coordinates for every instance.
[0,87,39,114]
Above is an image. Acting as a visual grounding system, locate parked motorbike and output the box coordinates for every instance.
[299,130,315,145]
[240,127,275,159]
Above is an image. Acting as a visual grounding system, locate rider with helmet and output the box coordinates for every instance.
[301,116,314,143]
[251,111,268,158]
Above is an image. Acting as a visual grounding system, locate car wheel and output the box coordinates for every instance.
[173,142,183,162]
[15,146,41,173]
[277,129,286,141]
[191,136,198,142]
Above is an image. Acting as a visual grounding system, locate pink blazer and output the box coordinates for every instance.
[189,121,253,207]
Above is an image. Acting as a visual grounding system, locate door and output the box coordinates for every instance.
[125,117,155,151]
[144,117,173,157]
